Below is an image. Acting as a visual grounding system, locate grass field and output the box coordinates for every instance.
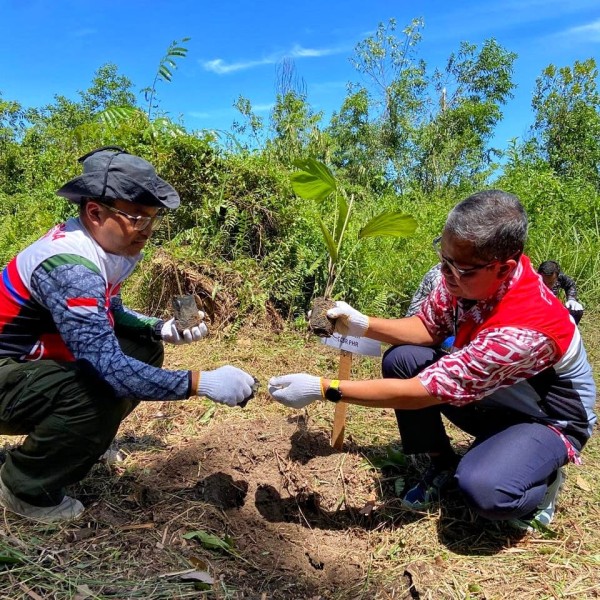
[0,316,599,599]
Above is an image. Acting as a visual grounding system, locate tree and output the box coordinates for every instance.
[342,18,427,192]
[328,86,388,192]
[530,58,600,188]
[231,94,265,151]
[141,38,190,122]
[79,64,136,115]
[266,58,325,166]
[0,93,25,143]
[97,39,191,152]
[26,64,135,133]
[0,93,26,194]
[331,19,516,194]
[413,39,517,193]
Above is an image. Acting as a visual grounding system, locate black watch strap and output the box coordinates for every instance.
[324,379,343,403]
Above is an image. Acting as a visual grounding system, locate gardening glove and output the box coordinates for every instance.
[326,301,369,337]
[268,373,323,409]
[566,300,583,312]
[161,311,208,344]
[198,366,255,407]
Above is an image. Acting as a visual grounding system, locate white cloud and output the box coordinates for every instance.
[559,18,600,42]
[288,44,338,58]
[202,44,344,75]
[253,103,274,112]
[203,57,274,74]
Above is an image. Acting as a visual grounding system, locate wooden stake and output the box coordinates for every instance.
[331,349,353,450]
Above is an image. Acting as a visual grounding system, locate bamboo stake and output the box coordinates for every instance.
[330,349,353,450]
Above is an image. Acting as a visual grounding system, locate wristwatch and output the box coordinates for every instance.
[324,379,343,403]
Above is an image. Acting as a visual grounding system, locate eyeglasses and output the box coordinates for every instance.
[432,236,498,279]
[99,202,164,232]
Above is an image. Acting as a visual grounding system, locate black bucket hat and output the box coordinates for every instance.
[56,146,180,209]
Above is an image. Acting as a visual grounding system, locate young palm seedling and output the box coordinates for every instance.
[290,157,417,336]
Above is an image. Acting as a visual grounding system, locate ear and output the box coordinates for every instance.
[83,200,104,226]
[496,259,518,280]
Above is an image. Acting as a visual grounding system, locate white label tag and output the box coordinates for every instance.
[322,333,382,357]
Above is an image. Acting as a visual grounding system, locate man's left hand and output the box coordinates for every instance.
[161,311,208,344]
[268,374,323,408]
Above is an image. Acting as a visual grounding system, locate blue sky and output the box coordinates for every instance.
[1,0,599,150]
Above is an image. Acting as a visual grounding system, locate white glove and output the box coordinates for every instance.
[326,301,369,337]
[268,374,323,409]
[161,311,208,344]
[198,366,255,407]
[566,300,583,312]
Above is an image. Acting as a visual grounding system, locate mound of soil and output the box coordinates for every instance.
[79,413,394,598]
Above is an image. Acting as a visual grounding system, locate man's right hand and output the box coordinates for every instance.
[197,366,255,407]
[326,301,369,337]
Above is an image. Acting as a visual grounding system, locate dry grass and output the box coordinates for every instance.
[1,317,599,599]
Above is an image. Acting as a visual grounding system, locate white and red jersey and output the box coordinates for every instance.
[416,255,596,451]
[0,219,138,361]
[0,218,191,400]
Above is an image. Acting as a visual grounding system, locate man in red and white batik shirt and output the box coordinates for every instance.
[268,190,596,531]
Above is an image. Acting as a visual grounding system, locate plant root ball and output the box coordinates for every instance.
[309,297,337,337]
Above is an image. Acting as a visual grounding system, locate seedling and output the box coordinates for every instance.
[290,157,417,336]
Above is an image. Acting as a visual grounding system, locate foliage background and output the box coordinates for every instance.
[1,23,599,326]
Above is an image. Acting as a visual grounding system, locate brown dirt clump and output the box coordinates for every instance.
[309,296,337,337]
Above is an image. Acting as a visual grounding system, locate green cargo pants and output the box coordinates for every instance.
[0,334,163,506]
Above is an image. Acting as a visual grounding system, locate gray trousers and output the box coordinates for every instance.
[0,335,163,506]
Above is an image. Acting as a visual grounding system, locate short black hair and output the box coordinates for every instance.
[538,260,560,276]
[444,190,527,262]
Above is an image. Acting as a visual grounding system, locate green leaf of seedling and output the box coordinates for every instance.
[359,212,418,239]
[318,217,338,262]
[183,530,235,552]
[290,158,336,201]
[334,192,349,243]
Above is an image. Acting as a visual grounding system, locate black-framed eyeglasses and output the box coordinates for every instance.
[99,202,164,232]
[432,236,499,279]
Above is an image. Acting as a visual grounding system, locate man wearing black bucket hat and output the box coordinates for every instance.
[0,147,256,523]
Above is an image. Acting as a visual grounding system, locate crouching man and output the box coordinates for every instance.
[269,190,596,531]
[0,147,256,523]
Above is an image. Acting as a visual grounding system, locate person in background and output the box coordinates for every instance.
[406,263,454,352]
[538,260,584,324]
[268,190,596,532]
[0,147,256,523]
[405,264,442,318]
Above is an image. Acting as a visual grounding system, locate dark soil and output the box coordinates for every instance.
[172,294,202,331]
[309,297,337,337]
[75,412,392,598]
